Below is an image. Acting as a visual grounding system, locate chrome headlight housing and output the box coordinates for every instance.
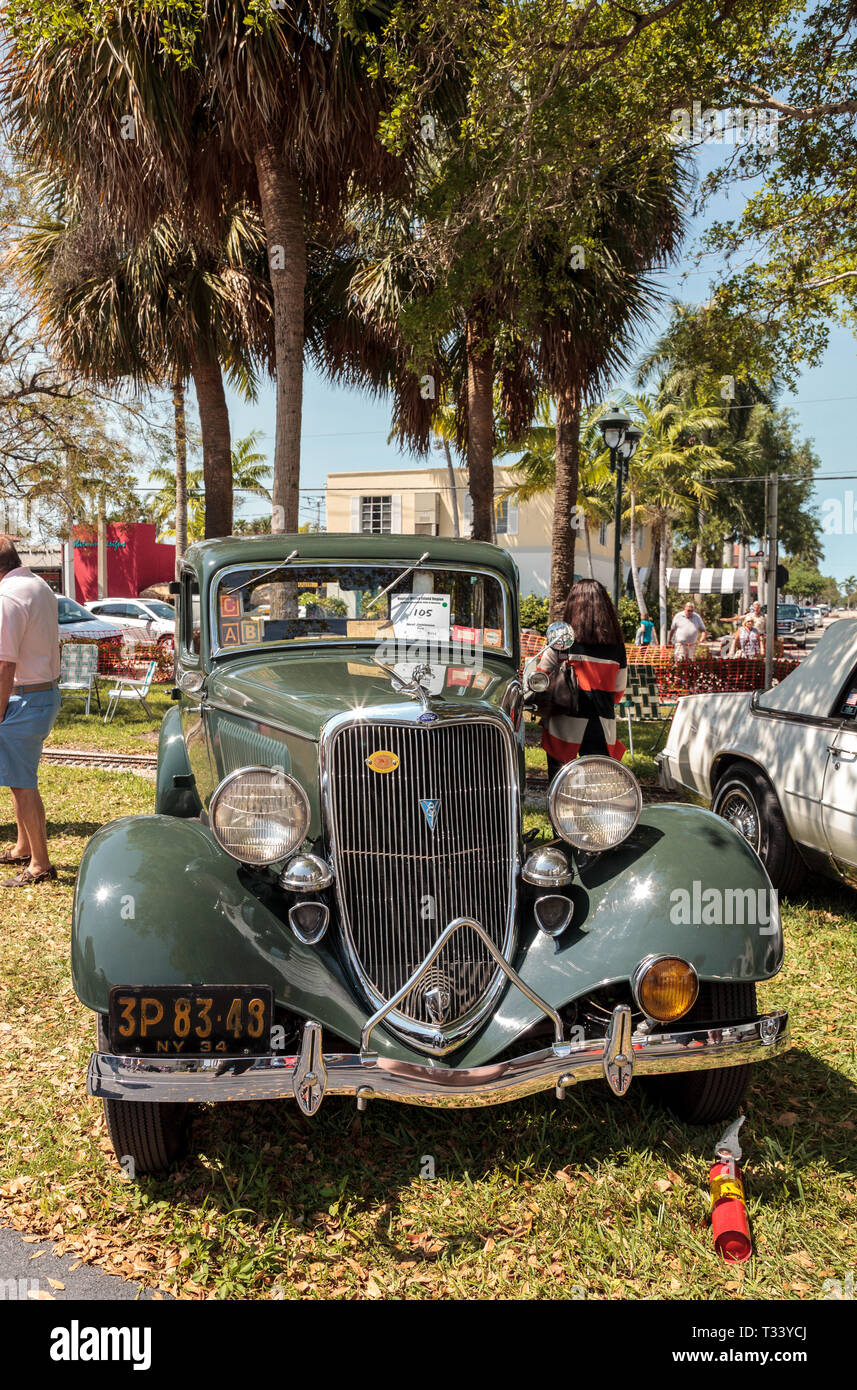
[209,765,310,866]
[548,755,642,852]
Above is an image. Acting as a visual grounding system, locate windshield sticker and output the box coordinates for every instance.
[483,627,502,648]
[446,667,473,688]
[451,624,481,644]
[390,593,451,642]
[366,750,400,774]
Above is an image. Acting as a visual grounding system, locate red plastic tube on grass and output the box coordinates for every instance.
[709,1159,752,1262]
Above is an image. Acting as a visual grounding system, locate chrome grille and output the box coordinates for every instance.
[324,717,517,1049]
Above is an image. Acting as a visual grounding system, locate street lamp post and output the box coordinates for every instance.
[597,407,639,609]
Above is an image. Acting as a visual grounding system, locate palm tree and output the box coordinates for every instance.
[530,147,690,617]
[148,432,272,540]
[499,398,615,577]
[13,192,272,539]
[630,396,736,642]
[2,1,409,534]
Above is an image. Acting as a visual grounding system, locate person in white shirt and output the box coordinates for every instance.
[668,601,706,661]
[0,536,62,886]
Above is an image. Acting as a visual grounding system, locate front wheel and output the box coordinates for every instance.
[97,1018,191,1176]
[711,764,806,893]
[643,982,757,1124]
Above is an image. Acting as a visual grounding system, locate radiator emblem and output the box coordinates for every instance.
[366,750,399,773]
[419,797,441,831]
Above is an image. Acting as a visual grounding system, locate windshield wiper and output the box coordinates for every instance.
[362,552,431,612]
[224,549,298,596]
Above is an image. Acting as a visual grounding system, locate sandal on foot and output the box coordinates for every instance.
[0,850,30,865]
[2,866,57,887]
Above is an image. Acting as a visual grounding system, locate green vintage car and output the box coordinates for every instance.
[74,534,790,1173]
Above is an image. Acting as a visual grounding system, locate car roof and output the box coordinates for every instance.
[757,619,857,716]
[184,533,520,593]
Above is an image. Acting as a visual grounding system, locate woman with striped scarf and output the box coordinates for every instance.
[537,579,628,782]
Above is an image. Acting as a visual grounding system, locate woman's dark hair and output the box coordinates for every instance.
[563,578,623,647]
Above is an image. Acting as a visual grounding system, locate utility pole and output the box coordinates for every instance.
[764,472,779,690]
[97,492,108,599]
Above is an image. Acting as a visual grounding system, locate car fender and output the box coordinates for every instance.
[456,803,784,1067]
[155,705,202,817]
[72,814,431,1064]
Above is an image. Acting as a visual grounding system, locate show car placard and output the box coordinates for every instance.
[390,593,451,642]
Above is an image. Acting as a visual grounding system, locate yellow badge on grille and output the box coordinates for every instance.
[366,750,399,774]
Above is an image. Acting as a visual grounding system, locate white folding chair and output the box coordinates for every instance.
[58,642,101,715]
[103,659,157,723]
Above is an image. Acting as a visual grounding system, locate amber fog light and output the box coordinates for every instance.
[632,955,698,1022]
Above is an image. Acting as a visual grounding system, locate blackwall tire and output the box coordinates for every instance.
[97,1018,190,1176]
[711,765,806,894]
[643,982,757,1125]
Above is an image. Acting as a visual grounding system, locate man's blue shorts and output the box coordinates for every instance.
[0,687,61,789]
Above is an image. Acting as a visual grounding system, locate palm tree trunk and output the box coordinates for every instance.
[189,349,232,539]
[658,512,669,644]
[629,489,647,617]
[550,383,579,620]
[465,312,495,542]
[442,438,461,537]
[255,145,305,535]
[694,506,705,568]
[173,378,188,574]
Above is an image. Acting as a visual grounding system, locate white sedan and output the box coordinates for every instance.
[86,597,176,651]
[657,619,857,892]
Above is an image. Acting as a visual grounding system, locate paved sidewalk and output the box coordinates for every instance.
[0,1226,166,1300]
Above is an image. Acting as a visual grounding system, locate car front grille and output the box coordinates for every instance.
[323,717,518,1050]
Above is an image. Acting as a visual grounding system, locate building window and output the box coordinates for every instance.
[598,521,608,546]
[494,497,510,535]
[360,495,392,534]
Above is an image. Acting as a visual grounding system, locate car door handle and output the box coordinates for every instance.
[828,745,857,761]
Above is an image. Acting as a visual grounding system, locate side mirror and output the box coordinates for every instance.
[546,621,575,650]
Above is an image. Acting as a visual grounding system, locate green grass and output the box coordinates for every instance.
[47,685,173,752]
[0,766,855,1300]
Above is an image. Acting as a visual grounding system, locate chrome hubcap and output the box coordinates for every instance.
[719,789,760,850]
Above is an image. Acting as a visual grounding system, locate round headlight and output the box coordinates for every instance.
[632,955,698,1022]
[210,766,310,865]
[548,755,642,851]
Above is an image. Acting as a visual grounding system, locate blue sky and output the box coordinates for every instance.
[208,137,857,584]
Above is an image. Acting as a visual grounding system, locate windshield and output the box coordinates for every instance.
[778,605,800,619]
[144,601,176,620]
[58,597,97,625]
[213,563,511,656]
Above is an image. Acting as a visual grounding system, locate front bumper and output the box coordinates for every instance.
[88,1007,790,1113]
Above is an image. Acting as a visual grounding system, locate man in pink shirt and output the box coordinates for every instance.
[0,536,62,886]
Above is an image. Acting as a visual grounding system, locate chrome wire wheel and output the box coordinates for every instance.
[716,786,760,850]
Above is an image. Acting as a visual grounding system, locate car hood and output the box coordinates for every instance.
[206,648,519,741]
[60,619,122,638]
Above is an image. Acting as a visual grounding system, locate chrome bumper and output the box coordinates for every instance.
[88,1008,790,1112]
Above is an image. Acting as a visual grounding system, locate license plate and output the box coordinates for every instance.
[108,985,274,1056]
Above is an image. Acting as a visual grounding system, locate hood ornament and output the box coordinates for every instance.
[372,656,433,714]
